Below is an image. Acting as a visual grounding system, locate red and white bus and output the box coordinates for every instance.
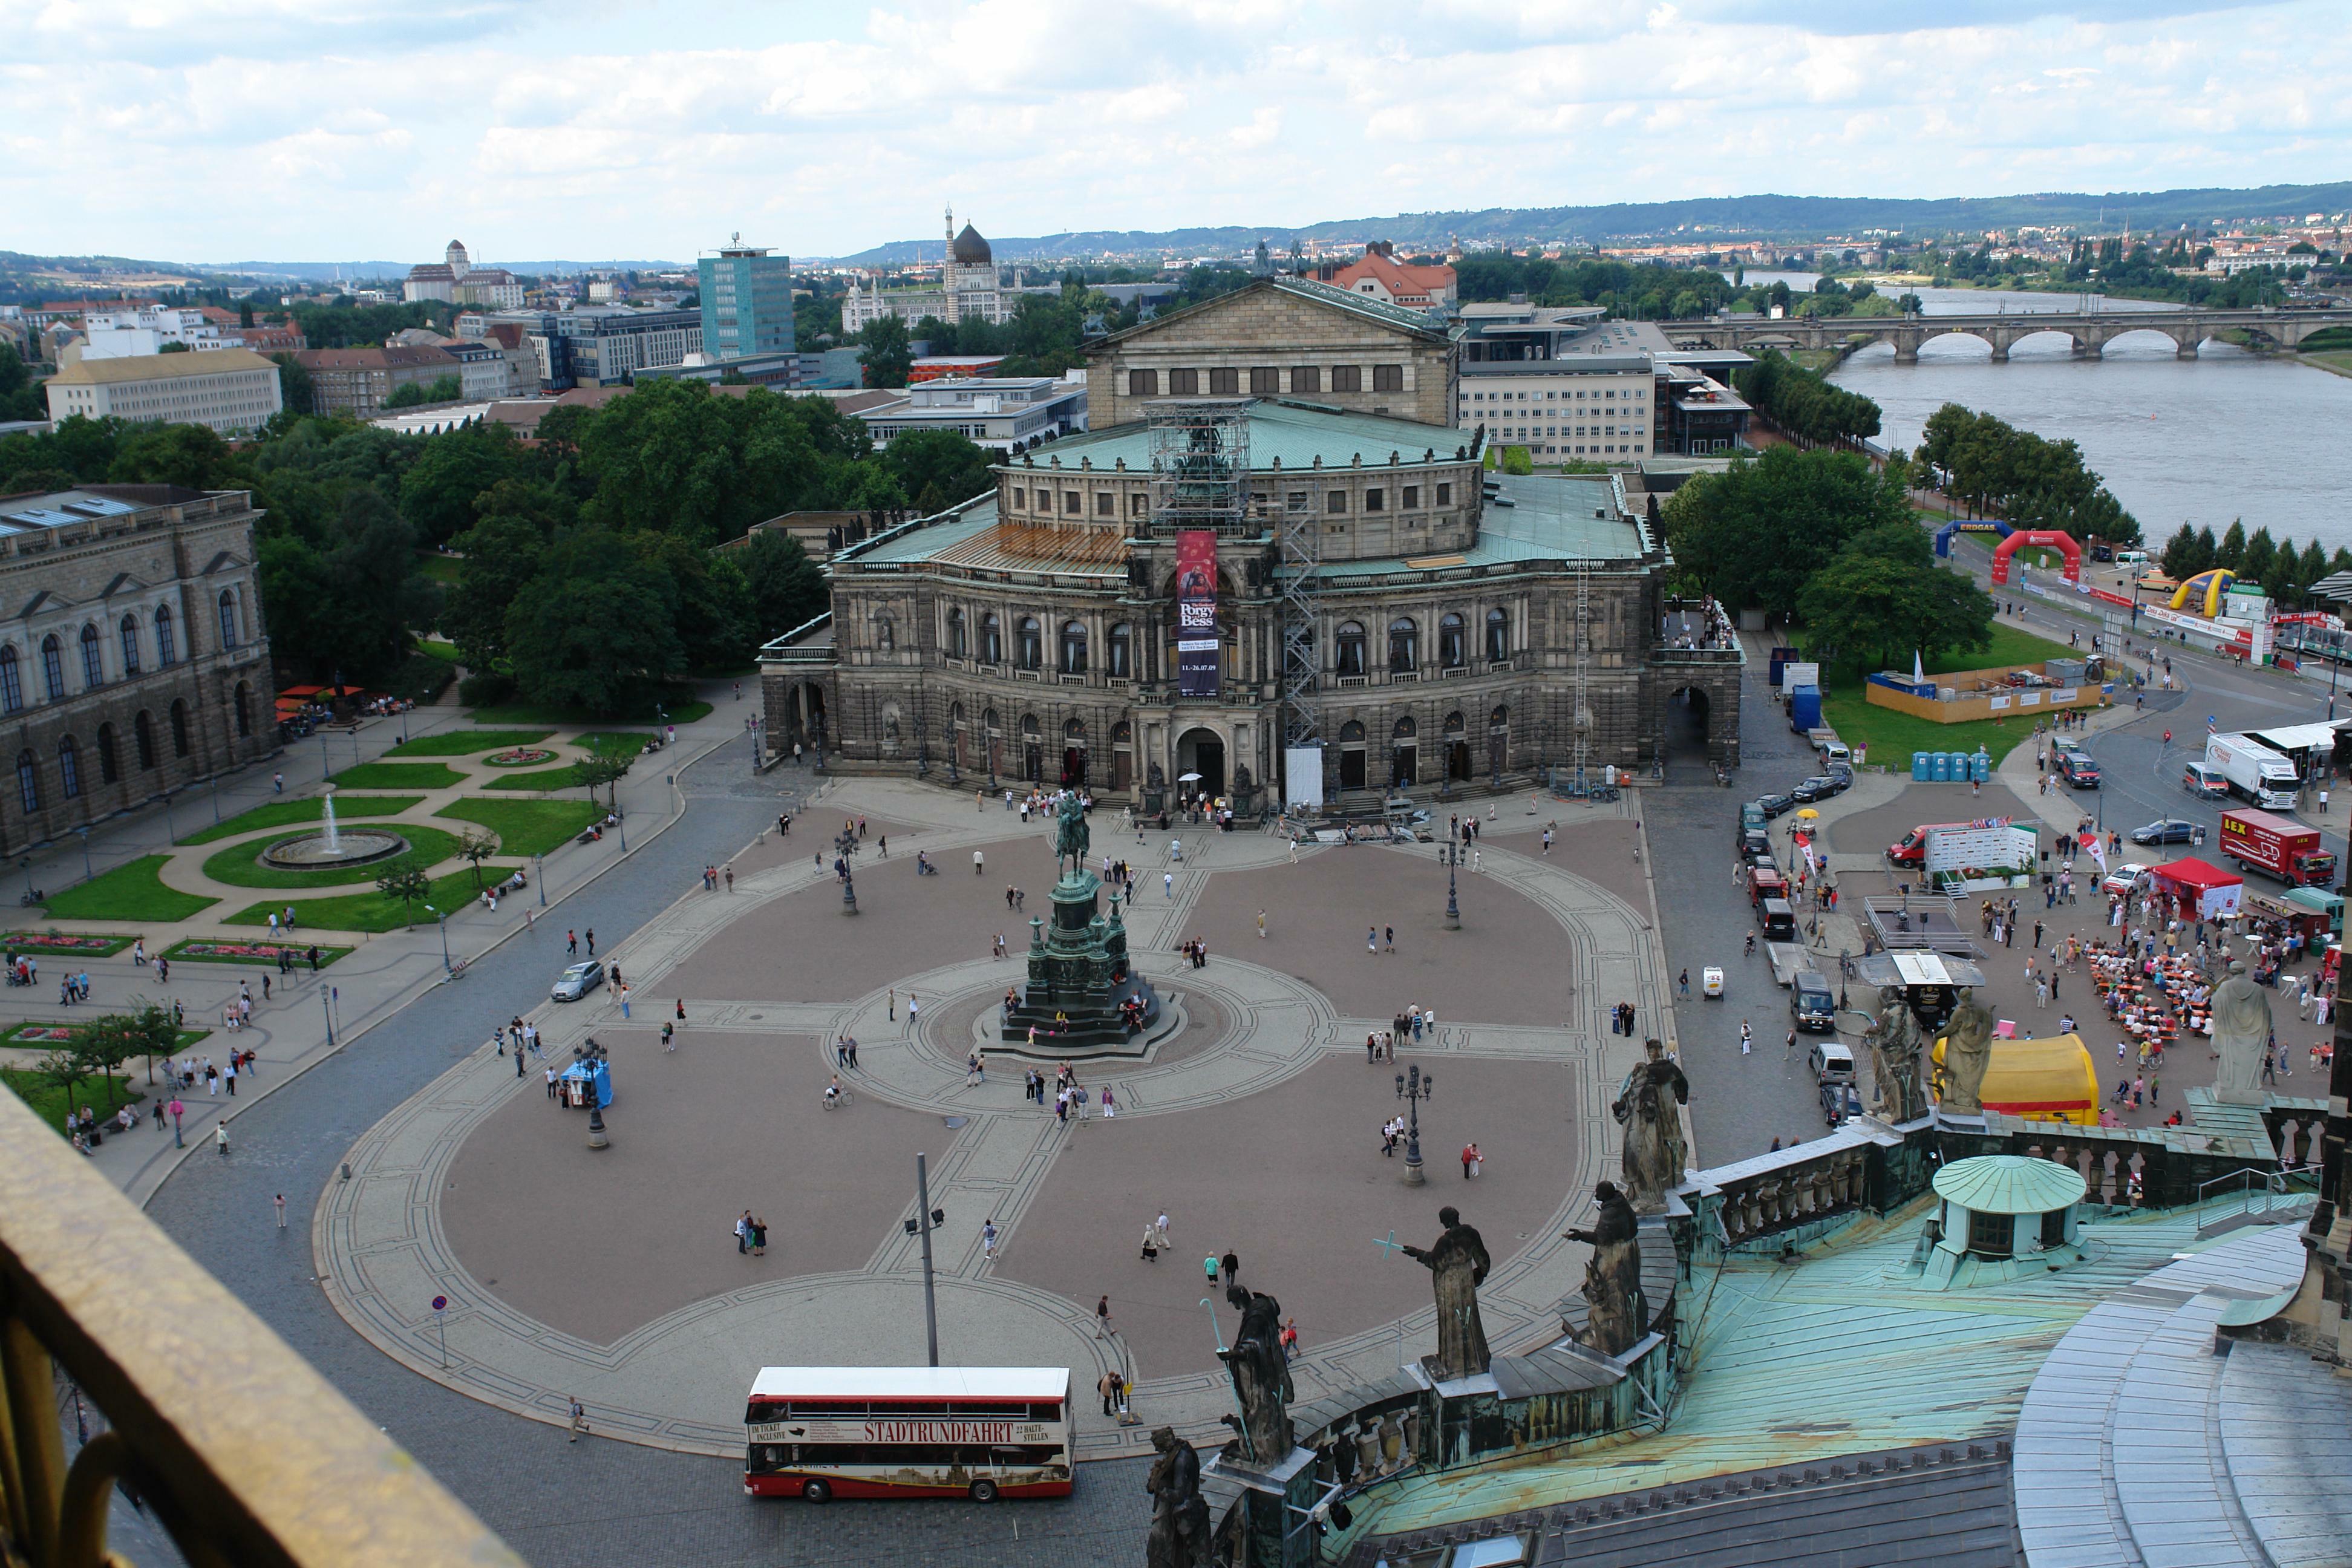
[743,1367,1073,1503]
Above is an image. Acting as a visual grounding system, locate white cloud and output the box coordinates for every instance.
[3,0,2347,263]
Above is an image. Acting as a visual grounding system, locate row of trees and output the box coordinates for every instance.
[852,270,1255,387]
[0,373,996,713]
[1662,443,1998,670]
[30,1004,181,1120]
[1916,403,2143,545]
[2159,521,2351,609]
[1455,254,1753,319]
[1734,351,1884,446]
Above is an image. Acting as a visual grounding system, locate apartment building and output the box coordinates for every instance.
[43,349,284,436]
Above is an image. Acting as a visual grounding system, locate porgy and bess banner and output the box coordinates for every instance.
[1177,529,1219,699]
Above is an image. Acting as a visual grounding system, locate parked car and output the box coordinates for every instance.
[1790,776,1841,803]
[1701,966,1725,998]
[552,960,605,1002]
[1820,1081,1864,1127]
[2057,751,2101,789]
[1808,1039,1856,1085]
[2102,861,2152,897]
[2182,761,2229,800]
[1757,792,1797,819]
[1740,829,1772,859]
[1736,802,1768,842]
[2129,818,2201,846]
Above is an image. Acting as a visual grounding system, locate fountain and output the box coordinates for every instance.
[259,786,412,871]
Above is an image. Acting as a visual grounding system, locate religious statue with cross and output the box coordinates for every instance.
[1399,1206,1492,1379]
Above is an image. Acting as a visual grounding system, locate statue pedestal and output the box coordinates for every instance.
[1001,870,1161,1051]
[1203,1445,1322,1568]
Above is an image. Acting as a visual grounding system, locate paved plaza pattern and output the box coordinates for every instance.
[316,780,1672,1463]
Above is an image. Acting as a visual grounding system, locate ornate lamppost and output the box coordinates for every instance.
[1395,1064,1434,1186]
[1441,823,1462,930]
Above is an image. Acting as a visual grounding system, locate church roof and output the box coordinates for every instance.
[1932,1155,2087,1215]
[1090,275,1451,351]
[952,223,993,265]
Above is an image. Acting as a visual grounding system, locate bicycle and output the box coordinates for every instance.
[823,1086,855,1111]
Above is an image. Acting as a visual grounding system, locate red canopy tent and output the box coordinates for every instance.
[2148,857,2244,919]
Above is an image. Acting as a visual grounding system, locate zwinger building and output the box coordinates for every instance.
[760,276,1740,805]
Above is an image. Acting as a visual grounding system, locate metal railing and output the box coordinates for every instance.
[2194,1165,2321,1235]
[0,1089,521,1568]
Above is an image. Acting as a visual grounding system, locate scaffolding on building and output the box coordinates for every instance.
[1146,400,1251,533]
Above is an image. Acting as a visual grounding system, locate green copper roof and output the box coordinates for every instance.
[1932,1154,2088,1214]
[1007,400,1473,477]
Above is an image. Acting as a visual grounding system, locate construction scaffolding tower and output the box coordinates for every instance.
[1572,562,1594,790]
[1146,400,1250,532]
[1278,485,1322,768]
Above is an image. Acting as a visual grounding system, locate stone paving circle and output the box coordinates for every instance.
[317,782,1673,1462]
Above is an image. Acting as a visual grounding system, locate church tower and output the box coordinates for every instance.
[944,204,959,322]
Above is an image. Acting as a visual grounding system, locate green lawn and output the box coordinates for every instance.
[175,795,424,846]
[1805,621,2085,770]
[0,930,137,956]
[42,857,217,922]
[199,824,469,889]
[575,731,656,758]
[384,729,554,759]
[415,554,464,584]
[434,798,602,857]
[160,937,351,967]
[4,1067,145,1132]
[480,765,601,793]
[413,638,465,663]
[325,762,468,790]
[220,864,520,934]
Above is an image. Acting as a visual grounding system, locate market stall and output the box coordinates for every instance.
[2147,857,2244,920]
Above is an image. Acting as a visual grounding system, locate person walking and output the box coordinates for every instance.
[214,1122,229,1156]
[1368,926,1378,955]
[1165,871,1174,899]
[1203,1254,1220,1288]
[567,1396,587,1442]
[1740,1020,1753,1055]
[751,1218,768,1257]
[585,929,595,956]
[274,1192,287,1229]
[1099,1368,1121,1416]
[736,1211,753,1254]
[1096,1295,1115,1339]
[1140,1224,1159,1263]
[1155,1212,1172,1252]
[1257,909,1267,940]
[567,929,577,956]
[982,1219,999,1261]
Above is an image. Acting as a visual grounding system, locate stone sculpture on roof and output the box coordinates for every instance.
[2210,959,2273,1102]
[1216,1285,1294,1464]
[1402,1206,1492,1379]
[1566,1180,1646,1357]
[1144,1424,1210,1568]
[1934,990,1996,1116]
[1864,989,1927,1123]
[1613,1037,1690,1212]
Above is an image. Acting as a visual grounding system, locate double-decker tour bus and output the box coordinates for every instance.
[743,1367,1073,1502]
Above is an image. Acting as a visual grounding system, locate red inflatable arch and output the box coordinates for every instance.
[1988,529,2080,586]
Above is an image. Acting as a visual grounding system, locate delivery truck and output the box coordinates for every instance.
[1787,684,1822,734]
[2216,806,2337,887]
[2206,733,2301,811]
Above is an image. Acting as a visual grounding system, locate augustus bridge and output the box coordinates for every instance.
[1665,304,2352,364]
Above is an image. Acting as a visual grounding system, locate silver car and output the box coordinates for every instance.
[552,960,604,1002]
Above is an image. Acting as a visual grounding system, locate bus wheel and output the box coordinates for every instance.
[969,1479,999,1503]
[801,1479,832,1504]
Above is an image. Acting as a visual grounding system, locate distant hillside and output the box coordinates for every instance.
[0,252,689,286]
[833,181,2352,266]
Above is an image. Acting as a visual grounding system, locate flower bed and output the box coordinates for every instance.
[4,1023,77,1044]
[0,930,136,955]
[163,938,352,967]
[483,748,558,768]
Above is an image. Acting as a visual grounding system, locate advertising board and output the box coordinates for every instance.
[1175,530,1220,699]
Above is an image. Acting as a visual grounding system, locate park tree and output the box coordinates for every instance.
[125,1002,179,1085]
[1797,523,1995,673]
[2160,523,2207,580]
[256,487,440,684]
[883,429,991,513]
[442,511,550,670]
[739,529,829,640]
[857,314,915,389]
[575,753,631,811]
[455,828,500,890]
[2216,520,2247,569]
[375,864,430,926]
[502,529,685,715]
[1661,445,1912,618]
[270,353,314,417]
[34,1044,94,1121]
[2240,526,2278,586]
[399,421,522,546]
[108,422,237,491]
[69,1016,140,1109]
[0,343,45,421]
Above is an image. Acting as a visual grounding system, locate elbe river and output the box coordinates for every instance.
[1731,276,2352,549]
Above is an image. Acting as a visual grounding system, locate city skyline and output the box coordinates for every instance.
[3,0,2347,263]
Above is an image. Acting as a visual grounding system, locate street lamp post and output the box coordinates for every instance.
[910,1153,944,1367]
[1395,1064,1434,1186]
[74,828,91,884]
[423,904,451,975]
[535,853,547,907]
[1442,826,1462,931]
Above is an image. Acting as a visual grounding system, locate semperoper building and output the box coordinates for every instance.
[761,276,1740,808]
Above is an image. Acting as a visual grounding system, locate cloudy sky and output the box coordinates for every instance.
[4,0,2344,265]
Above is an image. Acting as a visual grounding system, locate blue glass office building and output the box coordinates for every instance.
[698,243,794,360]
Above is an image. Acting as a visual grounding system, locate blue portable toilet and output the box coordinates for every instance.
[1930,753,1951,782]
[1970,750,1992,782]
[1912,751,1932,782]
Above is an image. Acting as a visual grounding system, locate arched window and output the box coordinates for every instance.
[96,724,119,785]
[982,707,1001,733]
[1490,704,1510,728]
[134,710,157,770]
[154,606,176,666]
[57,736,79,799]
[1486,607,1510,663]
[1393,715,1419,739]
[1063,717,1086,740]
[1339,719,1367,742]
[1021,714,1041,740]
[1439,612,1466,668]
[234,682,252,738]
[169,699,190,759]
[1388,617,1418,672]
[1017,617,1042,670]
[119,615,141,676]
[79,624,103,688]
[981,613,1003,665]
[217,589,240,650]
[947,608,967,659]
[1108,622,1132,679]
[1112,720,1133,744]
[15,750,36,814]
[1444,710,1466,735]
[40,636,65,702]
[1059,621,1088,675]
[873,613,894,652]
[1336,622,1367,676]
[0,647,21,714]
